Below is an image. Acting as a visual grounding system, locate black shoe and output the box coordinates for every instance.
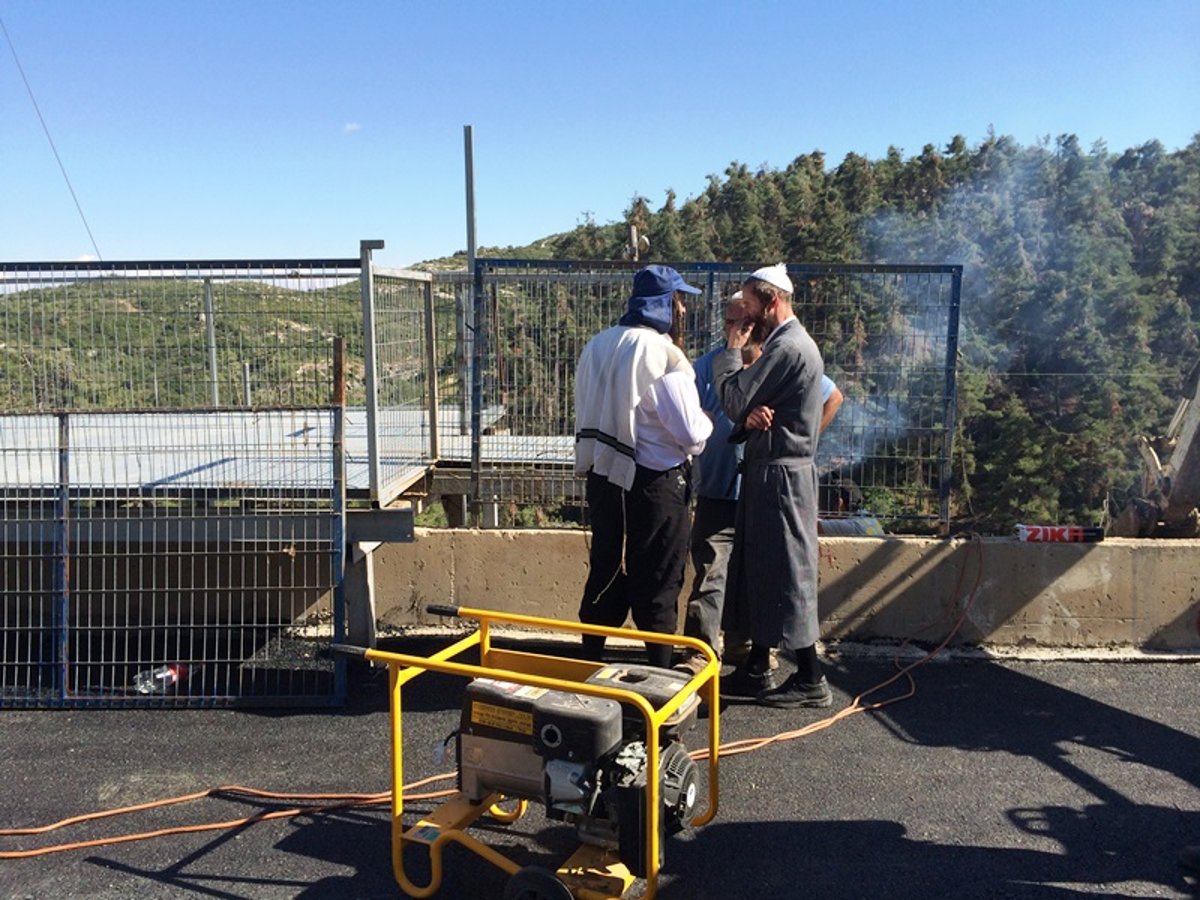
[720,665,777,699]
[756,674,833,709]
[1180,845,1200,878]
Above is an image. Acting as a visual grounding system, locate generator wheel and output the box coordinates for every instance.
[503,865,573,900]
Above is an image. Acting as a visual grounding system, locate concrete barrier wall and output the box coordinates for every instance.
[1,544,331,625]
[373,530,1200,651]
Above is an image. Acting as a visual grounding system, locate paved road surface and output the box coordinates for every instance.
[2,638,1199,899]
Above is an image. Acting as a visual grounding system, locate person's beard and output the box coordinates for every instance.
[746,294,773,341]
[750,317,770,345]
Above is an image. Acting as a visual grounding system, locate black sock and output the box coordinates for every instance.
[793,643,822,684]
[581,634,605,661]
[645,641,673,669]
[747,644,771,676]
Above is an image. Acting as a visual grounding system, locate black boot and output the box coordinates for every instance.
[757,674,833,709]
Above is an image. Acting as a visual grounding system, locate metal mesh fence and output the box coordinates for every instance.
[0,259,356,707]
[464,260,961,528]
[0,254,962,702]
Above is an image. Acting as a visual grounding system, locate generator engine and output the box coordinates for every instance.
[456,663,701,876]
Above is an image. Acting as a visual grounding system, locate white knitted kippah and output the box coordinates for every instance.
[750,263,793,294]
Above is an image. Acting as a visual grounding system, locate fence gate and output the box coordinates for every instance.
[0,259,358,707]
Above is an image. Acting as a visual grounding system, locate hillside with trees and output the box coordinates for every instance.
[544,132,1200,532]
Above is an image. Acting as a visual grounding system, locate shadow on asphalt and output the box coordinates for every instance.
[64,642,1200,899]
[660,659,1200,898]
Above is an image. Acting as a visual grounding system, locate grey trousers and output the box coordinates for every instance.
[682,497,737,654]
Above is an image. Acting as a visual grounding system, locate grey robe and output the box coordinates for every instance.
[713,318,824,649]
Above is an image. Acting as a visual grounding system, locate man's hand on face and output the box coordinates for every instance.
[725,313,753,350]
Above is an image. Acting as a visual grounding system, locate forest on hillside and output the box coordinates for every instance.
[542,133,1200,531]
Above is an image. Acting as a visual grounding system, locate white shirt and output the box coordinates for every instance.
[634,368,712,471]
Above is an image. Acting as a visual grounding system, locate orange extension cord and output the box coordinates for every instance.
[0,535,983,861]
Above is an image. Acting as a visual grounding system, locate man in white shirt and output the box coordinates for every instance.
[574,265,713,667]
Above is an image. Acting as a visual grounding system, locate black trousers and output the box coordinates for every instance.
[683,497,737,653]
[579,465,692,643]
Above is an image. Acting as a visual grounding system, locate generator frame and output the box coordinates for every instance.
[340,605,720,900]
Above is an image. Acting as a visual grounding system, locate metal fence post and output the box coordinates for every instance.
[331,336,348,703]
[939,267,963,535]
[203,278,219,407]
[360,239,385,504]
[470,259,485,527]
[464,126,482,524]
[706,270,718,347]
[461,125,477,438]
[55,412,70,701]
[424,280,440,461]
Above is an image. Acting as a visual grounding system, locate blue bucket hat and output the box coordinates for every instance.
[618,265,701,333]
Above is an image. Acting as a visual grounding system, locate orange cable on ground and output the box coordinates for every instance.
[1,536,983,860]
[0,781,459,860]
[0,800,387,859]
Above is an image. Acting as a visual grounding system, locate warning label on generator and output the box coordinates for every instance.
[474,679,547,700]
[471,701,533,735]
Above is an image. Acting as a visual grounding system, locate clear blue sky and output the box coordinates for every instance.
[2,0,1197,268]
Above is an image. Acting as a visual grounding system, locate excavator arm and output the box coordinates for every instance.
[1112,357,1200,537]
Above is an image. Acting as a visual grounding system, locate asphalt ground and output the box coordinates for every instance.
[2,636,1200,900]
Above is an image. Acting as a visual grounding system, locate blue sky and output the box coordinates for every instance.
[2,0,1197,268]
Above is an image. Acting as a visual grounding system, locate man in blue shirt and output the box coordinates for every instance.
[675,293,841,675]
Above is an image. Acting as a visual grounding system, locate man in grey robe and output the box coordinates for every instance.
[713,263,832,708]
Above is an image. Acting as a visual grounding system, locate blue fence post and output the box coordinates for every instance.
[331,336,348,705]
[939,267,963,534]
[55,413,70,702]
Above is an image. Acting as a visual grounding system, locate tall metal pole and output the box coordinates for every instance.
[461,125,477,438]
[464,125,482,526]
[464,125,477,279]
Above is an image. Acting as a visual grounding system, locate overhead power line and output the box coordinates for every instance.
[1,14,103,261]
